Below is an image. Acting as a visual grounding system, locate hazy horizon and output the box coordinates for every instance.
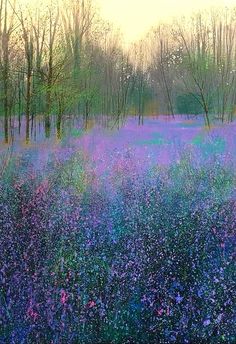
[96,0,236,45]
[18,0,236,45]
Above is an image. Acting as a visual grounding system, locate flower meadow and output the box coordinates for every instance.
[0,142,235,344]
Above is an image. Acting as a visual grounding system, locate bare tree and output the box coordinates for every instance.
[0,0,16,142]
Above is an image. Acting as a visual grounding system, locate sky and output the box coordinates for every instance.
[96,0,236,45]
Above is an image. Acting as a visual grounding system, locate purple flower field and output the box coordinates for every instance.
[0,116,236,343]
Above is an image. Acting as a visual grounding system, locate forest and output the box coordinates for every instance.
[0,0,235,143]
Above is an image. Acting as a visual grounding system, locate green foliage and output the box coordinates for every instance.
[176,93,203,114]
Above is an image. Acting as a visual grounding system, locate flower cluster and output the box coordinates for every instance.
[0,149,235,343]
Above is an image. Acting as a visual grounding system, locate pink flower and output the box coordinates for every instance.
[60,289,68,305]
[35,180,49,196]
[27,304,38,321]
[88,300,96,308]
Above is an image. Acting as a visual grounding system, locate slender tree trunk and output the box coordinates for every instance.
[26,62,32,143]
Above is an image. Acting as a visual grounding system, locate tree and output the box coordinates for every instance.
[0,0,16,142]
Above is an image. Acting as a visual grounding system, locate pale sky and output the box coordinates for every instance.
[96,0,236,44]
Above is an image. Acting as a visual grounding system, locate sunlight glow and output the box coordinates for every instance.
[96,0,236,44]
[16,0,236,45]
